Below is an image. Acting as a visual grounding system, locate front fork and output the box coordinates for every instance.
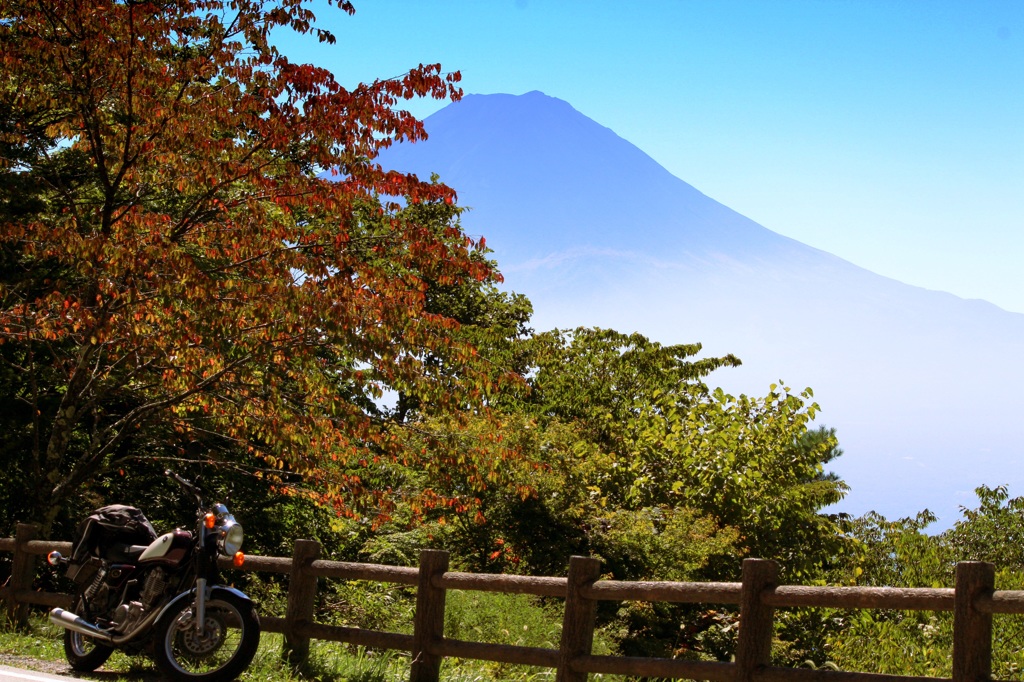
[194,577,208,636]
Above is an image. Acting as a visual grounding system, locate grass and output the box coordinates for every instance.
[0,592,624,682]
[0,613,65,660]
[0,612,400,681]
[0,617,541,682]
[0,612,398,682]
[0,613,153,678]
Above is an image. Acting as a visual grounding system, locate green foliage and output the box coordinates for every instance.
[945,485,1024,566]
[377,327,853,663]
[328,583,416,635]
[445,327,850,580]
[823,488,1024,676]
[588,507,740,584]
[822,512,952,672]
[828,612,952,675]
[297,645,407,682]
[841,511,947,588]
[444,591,563,649]
[442,589,617,680]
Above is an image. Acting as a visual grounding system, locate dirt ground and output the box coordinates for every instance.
[0,652,72,676]
[0,653,160,681]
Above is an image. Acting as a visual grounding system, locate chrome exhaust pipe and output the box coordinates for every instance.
[49,608,115,644]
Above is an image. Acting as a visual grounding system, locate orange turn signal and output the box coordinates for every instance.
[204,513,216,529]
[233,551,245,568]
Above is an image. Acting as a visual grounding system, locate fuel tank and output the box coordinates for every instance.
[138,529,192,566]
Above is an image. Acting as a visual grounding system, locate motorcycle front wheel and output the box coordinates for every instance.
[63,596,114,672]
[152,592,260,682]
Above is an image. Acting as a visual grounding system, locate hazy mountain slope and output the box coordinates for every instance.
[378,91,1024,526]
[399,91,805,262]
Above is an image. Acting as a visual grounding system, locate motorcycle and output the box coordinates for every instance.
[46,471,261,681]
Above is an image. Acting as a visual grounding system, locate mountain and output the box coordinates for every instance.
[377,91,1024,527]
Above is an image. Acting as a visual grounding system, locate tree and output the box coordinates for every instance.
[0,0,506,533]
[943,484,1024,567]
[519,328,848,575]
[823,489,1024,675]
[389,327,850,577]
[400,327,850,661]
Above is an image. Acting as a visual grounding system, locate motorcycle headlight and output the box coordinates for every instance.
[219,521,244,556]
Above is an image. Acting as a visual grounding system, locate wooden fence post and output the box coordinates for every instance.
[410,549,449,682]
[283,539,321,667]
[735,558,778,682]
[953,560,995,682]
[6,523,40,628]
[556,555,602,682]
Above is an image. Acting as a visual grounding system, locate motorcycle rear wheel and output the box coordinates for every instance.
[63,596,114,672]
[153,592,260,682]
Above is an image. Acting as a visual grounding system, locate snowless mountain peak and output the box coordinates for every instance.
[390,91,815,266]
[378,91,1024,528]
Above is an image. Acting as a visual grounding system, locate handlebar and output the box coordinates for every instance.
[165,469,203,506]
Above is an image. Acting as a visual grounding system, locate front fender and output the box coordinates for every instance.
[155,584,254,624]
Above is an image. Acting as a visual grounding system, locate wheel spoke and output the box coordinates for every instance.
[164,600,248,675]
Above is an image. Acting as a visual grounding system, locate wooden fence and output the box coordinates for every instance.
[4,521,1024,682]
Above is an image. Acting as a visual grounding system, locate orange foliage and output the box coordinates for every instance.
[0,0,510,525]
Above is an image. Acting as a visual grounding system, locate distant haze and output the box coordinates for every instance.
[378,91,1024,528]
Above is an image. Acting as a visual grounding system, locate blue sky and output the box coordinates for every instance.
[278,0,1024,313]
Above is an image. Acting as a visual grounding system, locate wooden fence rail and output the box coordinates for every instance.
[3,522,1024,682]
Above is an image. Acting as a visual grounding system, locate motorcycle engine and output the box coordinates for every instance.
[111,568,168,634]
[140,567,169,606]
[112,600,146,634]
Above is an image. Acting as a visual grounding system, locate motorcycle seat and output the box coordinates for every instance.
[105,542,150,563]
